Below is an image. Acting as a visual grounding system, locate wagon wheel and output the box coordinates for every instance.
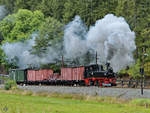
[98,80,103,87]
[95,80,99,86]
[89,80,94,86]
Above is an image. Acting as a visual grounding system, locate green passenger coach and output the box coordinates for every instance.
[9,69,27,83]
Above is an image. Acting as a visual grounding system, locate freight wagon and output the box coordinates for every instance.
[27,69,53,84]
[60,66,85,85]
[9,64,116,86]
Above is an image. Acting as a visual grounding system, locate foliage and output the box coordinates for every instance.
[0,76,8,80]
[0,0,149,77]
[0,9,44,42]
[4,80,17,90]
[32,17,64,55]
[0,48,13,71]
[0,9,45,69]
[40,63,60,73]
[49,64,60,73]
[130,98,150,108]
[127,59,141,78]
[119,59,141,78]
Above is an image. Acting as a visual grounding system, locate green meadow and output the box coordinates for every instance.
[0,90,150,113]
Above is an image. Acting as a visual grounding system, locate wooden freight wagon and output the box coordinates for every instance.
[72,67,84,81]
[27,70,36,82]
[27,69,53,82]
[61,68,73,81]
[60,66,85,85]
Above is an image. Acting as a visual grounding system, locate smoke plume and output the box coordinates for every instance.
[2,33,60,68]
[87,14,136,71]
[0,5,7,20]
[63,16,88,60]
[64,14,136,72]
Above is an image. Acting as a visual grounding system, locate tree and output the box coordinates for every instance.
[0,0,16,13]
[62,0,76,24]
[33,17,64,55]
[37,0,65,20]
[115,0,136,29]
[0,9,44,42]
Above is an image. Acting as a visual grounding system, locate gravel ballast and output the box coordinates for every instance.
[0,85,150,99]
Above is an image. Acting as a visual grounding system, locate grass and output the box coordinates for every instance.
[0,77,9,80]
[0,89,150,113]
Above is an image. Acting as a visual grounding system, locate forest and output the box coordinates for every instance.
[0,0,149,78]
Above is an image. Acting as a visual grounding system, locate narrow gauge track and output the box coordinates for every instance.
[0,84,150,99]
[19,84,149,89]
[16,85,150,99]
[19,79,150,89]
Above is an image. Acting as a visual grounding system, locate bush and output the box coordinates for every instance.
[4,80,17,90]
[130,99,150,108]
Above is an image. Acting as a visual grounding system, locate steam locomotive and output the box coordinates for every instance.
[9,63,116,86]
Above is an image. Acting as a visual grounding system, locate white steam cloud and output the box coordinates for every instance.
[64,14,136,72]
[63,16,88,59]
[2,34,60,68]
[0,5,7,20]
[2,14,136,72]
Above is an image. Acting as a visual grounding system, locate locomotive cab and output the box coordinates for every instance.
[84,64,116,86]
[84,64,104,78]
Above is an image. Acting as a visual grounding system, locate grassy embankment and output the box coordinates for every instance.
[0,89,150,113]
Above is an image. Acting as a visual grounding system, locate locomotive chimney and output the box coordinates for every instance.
[106,62,110,70]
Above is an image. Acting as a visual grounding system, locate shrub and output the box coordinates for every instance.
[4,80,17,90]
[130,99,150,108]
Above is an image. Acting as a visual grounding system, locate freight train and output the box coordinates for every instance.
[9,63,116,86]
